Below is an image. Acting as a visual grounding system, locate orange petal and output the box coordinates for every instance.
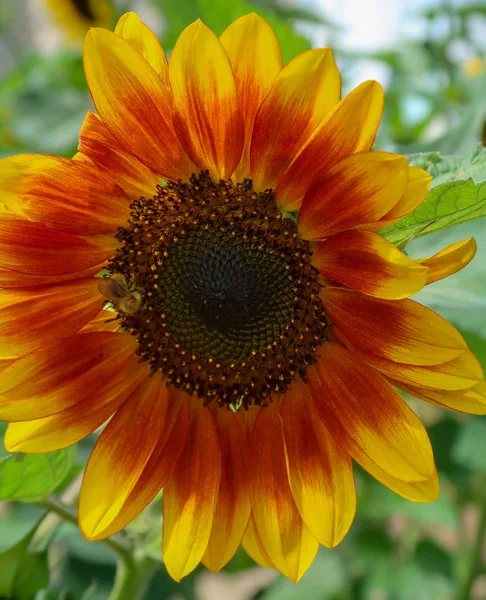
[307,343,435,482]
[0,332,143,423]
[85,388,189,540]
[84,28,196,181]
[0,263,103,288]
[0,359,16,375]
[241,515,274,568]
[0,154,130,235]
[395,380,486,415]
[280,382,356,547]
[298,152,408,241]
[250,402,319,582]
[313,230,428,299]
[250,48,340,193]
[4,334,148,452]
[0,215,117,276]
[162,401,221,581]
[78,308,121,334]
[79,377,186,539]
[276,80,383,211]
[0,277,102,359]
[169,20,244,181]
[321,287,466,366]
[202,406,251,572]
[220,13,282,181]
[356,452,439,502]
[79,112,160,199]
[114,12,169,85]
[418,238,477,285]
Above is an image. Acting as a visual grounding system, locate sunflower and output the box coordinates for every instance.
[0,11,484,583]
[43,0,114,41]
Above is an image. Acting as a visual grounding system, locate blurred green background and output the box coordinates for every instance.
[0,0,486,599]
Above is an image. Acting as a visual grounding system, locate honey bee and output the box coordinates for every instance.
[98,273,142,315]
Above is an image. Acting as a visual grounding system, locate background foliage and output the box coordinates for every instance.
[0,0,486,599]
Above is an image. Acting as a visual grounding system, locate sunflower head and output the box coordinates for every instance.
[44,0,115,41]
[0,10,484,585]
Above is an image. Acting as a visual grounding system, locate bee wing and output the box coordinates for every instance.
[98,277,129,301]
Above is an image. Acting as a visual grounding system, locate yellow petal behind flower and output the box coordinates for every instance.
[114,12,169,86]
[418,238,477,284]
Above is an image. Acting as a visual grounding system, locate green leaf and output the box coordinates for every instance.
[260,549,347,599]
[381,178,486,245]
[407,145,486,185]
[452,418,486,473]
[0,515,45,597]
[0,446,76,502]
[12,549,49,600]
[79,581,99,600]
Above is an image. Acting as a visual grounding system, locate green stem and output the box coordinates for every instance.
[108,550,158,600]
[461,490,486,600]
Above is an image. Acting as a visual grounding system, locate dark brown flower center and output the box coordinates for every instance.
[106,173,329,408]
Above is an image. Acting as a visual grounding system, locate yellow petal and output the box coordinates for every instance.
[321,287,467,366]
[202,407,251,572]
[85,389,189,541]
[348,345,484,391]
[250,47,340,193]
[250,402,319,582]
[84,28,196,181]
[162,402,221,581]
[0,154,130,235]
[4,335,147,453]
[397,380,486,415]
[220,13,282,181]
[115,12,169,85]
[169,20,244,181]
[313,229,428,299]
[308,343,436,483]
[0,278,101,360]
[363,166,433,231]
[79,378,187,539]
[79,111,159,199]
[356,452,439,502]
[418,238,477,285]
[276,80,383,211]
[280,382,356,547]
[242,515,274,568]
